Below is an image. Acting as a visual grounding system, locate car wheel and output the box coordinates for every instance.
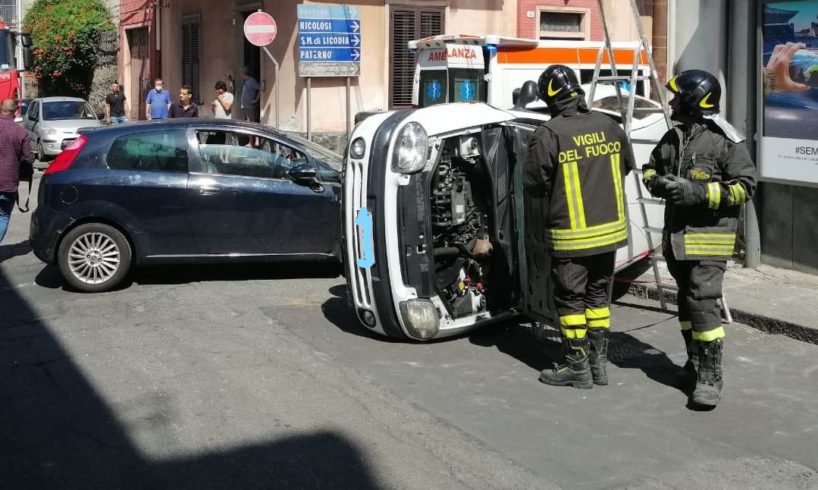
[57,223,132,292]
[37,140,50,163]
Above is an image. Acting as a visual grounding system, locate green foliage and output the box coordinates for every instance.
[24,0,115,97]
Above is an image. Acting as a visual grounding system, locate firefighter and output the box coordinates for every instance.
[524,65,636,389]
[643,70,757,408]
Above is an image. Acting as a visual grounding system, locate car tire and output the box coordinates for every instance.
[37,141,50,163]
[57,223,132,293]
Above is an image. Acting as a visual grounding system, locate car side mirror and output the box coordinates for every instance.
[288,163,319,186]
[513,80,539,110]
[28,112,36,122]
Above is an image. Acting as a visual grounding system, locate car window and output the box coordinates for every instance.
[195,130,307,180]
[591,95,660,120]
[42,101,97,121]
[107,130,189,172]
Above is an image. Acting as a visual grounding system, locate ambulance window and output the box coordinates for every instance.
[449,69,486,103]
[419,71,448,107]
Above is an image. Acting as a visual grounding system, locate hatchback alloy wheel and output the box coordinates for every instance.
[57,223,133,292]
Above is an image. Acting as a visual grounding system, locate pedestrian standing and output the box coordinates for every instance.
[168,85,199,118]
[240,67,261,123]
[105,82,128,124]
[145,78,171,120]
[0,98,35,247]
[642,70,757,408]
[212,81,234,119]
[524,65,635,389]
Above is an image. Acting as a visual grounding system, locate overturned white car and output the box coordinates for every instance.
[343,99,666,341]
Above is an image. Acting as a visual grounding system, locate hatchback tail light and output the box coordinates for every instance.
[44,135,88,176]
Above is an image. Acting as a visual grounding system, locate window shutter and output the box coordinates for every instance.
[181,17,201,103]
[390,7,444,108]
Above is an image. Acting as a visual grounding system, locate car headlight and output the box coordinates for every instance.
[392,122,428,174]
[399,299,439,340]
[349,137,366,159]
[42,127,58,136]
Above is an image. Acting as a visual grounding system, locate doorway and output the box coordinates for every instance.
[127,27,150,120]
[238,10,262,118]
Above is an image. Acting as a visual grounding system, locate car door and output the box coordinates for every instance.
[23,100,39,153]
[187,128,339,257]
[99,128,195,257]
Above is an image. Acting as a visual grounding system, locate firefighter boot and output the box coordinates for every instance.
[681,329,697,390]
[587,328,609,385]
[691,339,724,407]
[539,337,593,389]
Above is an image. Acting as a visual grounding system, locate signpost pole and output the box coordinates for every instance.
[307,77,312,141]
[345,77,351,143]
[262,46,280,128]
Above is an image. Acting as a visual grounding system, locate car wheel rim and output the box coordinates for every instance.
[67,232,121,285]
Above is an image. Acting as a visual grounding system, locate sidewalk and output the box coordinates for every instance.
[621,259,818,345]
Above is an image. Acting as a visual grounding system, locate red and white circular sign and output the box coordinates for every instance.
[244,11,277,47]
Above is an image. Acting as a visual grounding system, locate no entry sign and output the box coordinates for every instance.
[244,11,277,47]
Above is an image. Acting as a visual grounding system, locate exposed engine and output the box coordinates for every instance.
[430,135,491,318]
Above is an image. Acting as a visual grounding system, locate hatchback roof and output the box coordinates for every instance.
[37,96,87,103]
[83,119,287,136]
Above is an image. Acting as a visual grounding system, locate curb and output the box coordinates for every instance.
[625,282,818,346]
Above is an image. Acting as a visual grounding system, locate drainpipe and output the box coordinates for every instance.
[652,0,669,87]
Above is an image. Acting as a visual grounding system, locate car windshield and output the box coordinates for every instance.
[42,101,97,121]
[592,95,660,120]
[0,30,12,71]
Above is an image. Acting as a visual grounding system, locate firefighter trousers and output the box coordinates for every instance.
[664,242,726,341]
[551,251,615,338]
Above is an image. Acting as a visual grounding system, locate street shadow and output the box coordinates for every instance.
[34,261,342,291]
[0,269,382,489]
[0,240,32,261]
[469,320,563,373]
[608,331,689,395]
[320,292,396,342]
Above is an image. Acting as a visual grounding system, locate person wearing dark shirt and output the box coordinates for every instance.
[105,82,128,124]
[168,85,199,118]
[0,98,35,247]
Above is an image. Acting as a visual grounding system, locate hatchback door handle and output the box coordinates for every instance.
[198,185,222,195]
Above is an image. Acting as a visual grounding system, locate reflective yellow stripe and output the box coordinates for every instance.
[585,307,610,320]
[571,161,587,228]
[611,154,624,221]
[684,233,735,245]
[692,326,725,341]
[551,228,628,251]
[587,319,611,328]
[680,321,692,331]
[726,182,747,206]
[685,232,735,240]
[560,313,587,327]
[563,163,579,229]
[643,168,656,181]
[686,248,734,256]
[547,218,626,239]
[561,327,588,339]
[707,182,721,210]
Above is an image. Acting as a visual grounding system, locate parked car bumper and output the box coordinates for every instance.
[40,136,77,157]
[30,206,74,264]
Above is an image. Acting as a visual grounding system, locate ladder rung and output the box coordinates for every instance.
[644,226,664,234]
[633,107,667,113]
[638,197,665,205]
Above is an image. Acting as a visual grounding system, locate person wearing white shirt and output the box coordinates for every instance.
[212,81,234,120]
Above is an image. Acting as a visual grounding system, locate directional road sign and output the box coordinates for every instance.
[244,11,277,47]
[297,4,361,77]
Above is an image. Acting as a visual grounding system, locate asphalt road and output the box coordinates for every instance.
[1,176,817,489]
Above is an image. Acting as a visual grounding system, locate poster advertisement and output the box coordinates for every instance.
[761,1,818,184]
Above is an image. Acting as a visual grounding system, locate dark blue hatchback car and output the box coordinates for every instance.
[30,119,342,292]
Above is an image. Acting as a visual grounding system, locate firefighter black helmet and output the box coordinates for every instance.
[666,69,721,116]
[537,65,583,106]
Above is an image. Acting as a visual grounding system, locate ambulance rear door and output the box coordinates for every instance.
[413,43,487,107]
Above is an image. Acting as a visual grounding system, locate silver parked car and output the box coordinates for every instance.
[23,97,101,162]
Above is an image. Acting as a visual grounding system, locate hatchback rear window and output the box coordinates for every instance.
[107,130,188,172]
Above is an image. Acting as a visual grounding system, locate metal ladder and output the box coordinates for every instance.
[588,0,732,323]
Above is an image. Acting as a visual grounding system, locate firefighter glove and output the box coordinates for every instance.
[649,174,674,199]
[666,175,707,207]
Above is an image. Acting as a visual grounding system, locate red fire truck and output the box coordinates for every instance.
[0,17,33,106]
